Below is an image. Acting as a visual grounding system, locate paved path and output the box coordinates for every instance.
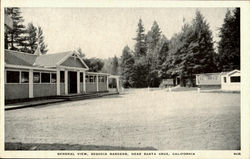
[5,90,240,150]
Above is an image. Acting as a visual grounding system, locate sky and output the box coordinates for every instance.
[21,8,229,58]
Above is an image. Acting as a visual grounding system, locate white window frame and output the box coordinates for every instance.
[33,72,41,84]
[5,69,21,84]
[21,71,29,84]
[51,73,57,84]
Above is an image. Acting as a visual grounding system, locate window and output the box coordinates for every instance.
[34,72,40,83]
[60,71,64,83]
[93,76,96,82]
[102,76,105,82]
[41,73,50,83]
[80,73,83,82]
[51,73,56,83]
[7,71,20,83]
[99,76,104,82]
[21,72,29,83]
[230,76,240,83]
[89,76,94,83]
[224,77,227,83]
[86,75,89,82]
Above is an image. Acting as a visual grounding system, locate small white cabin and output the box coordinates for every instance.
[220,70,240,91]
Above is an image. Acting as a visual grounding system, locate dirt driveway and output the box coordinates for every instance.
[5,89,240,150]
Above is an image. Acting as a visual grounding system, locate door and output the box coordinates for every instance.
[68,71,77,94]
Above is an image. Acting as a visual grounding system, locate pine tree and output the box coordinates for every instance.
[133,19,147,58]
[37,26,48,54]
[218,8,240,71]
[157,36,170,79]
[5,7,26,51]
[24,22,37,53]
[132,19,149,87]
[111,56,119,75]
[120,46,135,88]
[169,11,216,86]
[145,21,163,87]
[187,10,216,75]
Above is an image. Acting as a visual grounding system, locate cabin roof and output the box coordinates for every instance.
[5,49,88,69]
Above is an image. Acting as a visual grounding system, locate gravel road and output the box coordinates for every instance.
[5,89,240,150]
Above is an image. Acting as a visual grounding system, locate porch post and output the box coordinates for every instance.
[29,69,34,98]
[96,75,99,92]
[107,76,109,91]
[116,77,119,92]
[56,69,60,95]
[77,71,80,94]
[83,71,86,93]
[65,70,68,95]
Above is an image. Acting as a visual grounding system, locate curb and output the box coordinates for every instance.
[5,92,120,111]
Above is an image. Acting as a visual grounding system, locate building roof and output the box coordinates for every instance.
[5,49,88,69]
[34,51,71,67]
[5,50,38,66]
[220,69,240,76]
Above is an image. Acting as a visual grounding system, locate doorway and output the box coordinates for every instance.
[68,71,77,94]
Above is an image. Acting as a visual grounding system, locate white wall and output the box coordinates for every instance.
[221,72,240,91]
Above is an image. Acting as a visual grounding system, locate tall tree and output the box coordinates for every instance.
[168,11,216,86]
[120,46,135,88]
[187,10,216,75]
[145,21,163,87]
[218,8,240,71]
[24,22,37,53]
[5,7,26,51]
[157,36,170,79]
[37,26,48,54]
[169,23,193,86]
[133,19,147,58]
[111,55,119,75]
[132,19,149,87]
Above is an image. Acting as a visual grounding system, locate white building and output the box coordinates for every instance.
[220,70,240,91]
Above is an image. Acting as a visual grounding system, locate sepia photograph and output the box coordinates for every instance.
[1,0,249,158]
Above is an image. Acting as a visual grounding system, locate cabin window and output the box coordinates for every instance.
[60,71,64,83]
[21,72,29,83]
[6,71,20,83]
[99,76,105,82]
[51,73,56,83]
[41,73,50,83]
[224,77,227,83]
[230,76,240,83]
[80,73,83,82]
[89,76,94,83]
[34,72,40,83]
[85,75,89,82]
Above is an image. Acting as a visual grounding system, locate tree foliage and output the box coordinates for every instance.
[111,56,119,75]
[84,58,104,72]
[24,22,38,53]
[218,8,240,71]
[133,19,147,58]
[120,46,134,88]
[5,7,26,51]
[37,26,48,54]
[4,7,48,54]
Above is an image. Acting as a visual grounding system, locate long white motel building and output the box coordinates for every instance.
[4,49,120,101]
[196,69,241,91]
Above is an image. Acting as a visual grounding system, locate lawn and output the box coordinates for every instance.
[5,89,240,150]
